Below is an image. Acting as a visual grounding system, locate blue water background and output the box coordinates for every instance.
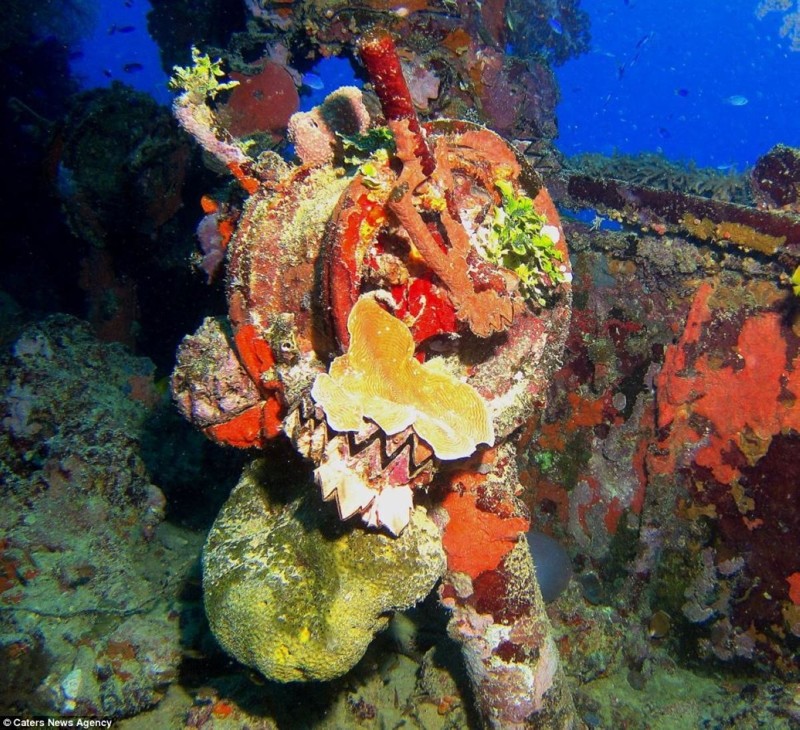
[557,0,800,169]
[69,0,171,105]
[69,0,800,170]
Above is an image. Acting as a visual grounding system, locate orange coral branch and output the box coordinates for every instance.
[387,122,514,337]
[227,161,260,194]
[358,29,435,175]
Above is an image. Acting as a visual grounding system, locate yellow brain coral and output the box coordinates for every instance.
[311,296,494,460]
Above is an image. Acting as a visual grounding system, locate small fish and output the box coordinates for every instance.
[68,50,84,61]
[301,72,324,90]
[548,17,564,35]
[675,88,689,97]
[125,0,134,6]
[123,62,144,73]
[103,69,113,78]
[635,33,653,49]
[108,24,136,34]
[247,670,266,685]
[724,94,748,106]
[180,648,206,659]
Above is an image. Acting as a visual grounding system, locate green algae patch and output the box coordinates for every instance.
[578,663,796,729]
[202,459,445,682]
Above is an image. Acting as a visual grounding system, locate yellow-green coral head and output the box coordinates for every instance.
[311,296,494,460]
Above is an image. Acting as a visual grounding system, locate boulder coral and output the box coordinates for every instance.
[202,459,446,682]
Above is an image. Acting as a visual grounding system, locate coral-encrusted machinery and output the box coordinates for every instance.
[171,30,577,728]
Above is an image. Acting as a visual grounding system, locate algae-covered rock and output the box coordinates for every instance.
[0,315,195,717]
[203,459,446,682]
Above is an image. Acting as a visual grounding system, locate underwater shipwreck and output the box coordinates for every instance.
[2,1,800,728]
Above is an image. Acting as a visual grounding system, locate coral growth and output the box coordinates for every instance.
[750,143,800,212]
[567,151,751,204]
[202,459,445,682]
[311,296,494,461]
[1,316,197,716]
[437,446,577,728]
[654,282,800,485]
[440,469,530,579]
[170,48,258,190]
[217,60,299,139]
[756,0,800,51]
[173,32,576,727]
[649,281,800,671]
[358,30,436,174]
[236,0,565,142]
[484,178,570,305]
[288,86,371,167]
[565,171,800,255]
